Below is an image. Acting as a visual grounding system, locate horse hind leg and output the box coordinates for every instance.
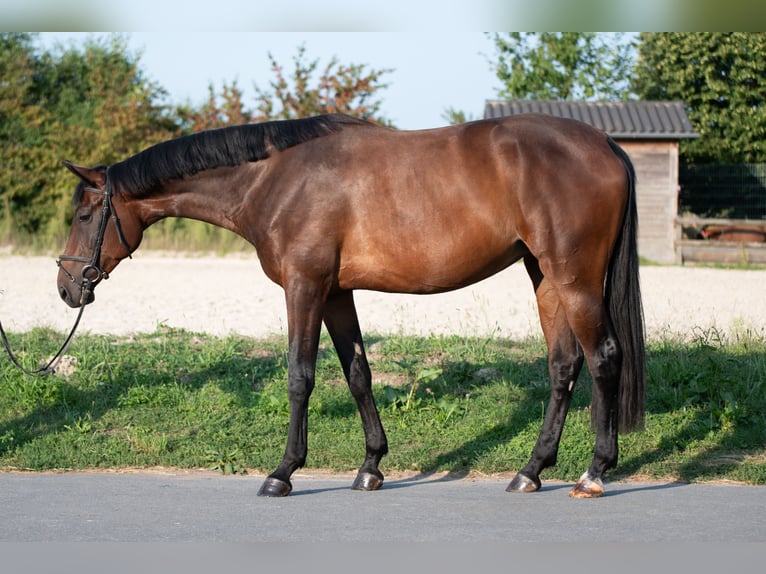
[567,321,621,498]
[558,284,622,499]
[508,256,585,493]
[323,290,388,491]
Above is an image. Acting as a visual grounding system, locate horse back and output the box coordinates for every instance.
[258,115,629,294]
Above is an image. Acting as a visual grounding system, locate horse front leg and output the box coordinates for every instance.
[323,290,388,491]
[257,278,326,497]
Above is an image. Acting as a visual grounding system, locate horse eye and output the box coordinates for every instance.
[78,212,92,223]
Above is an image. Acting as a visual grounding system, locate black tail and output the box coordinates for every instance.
[603,137,646,432]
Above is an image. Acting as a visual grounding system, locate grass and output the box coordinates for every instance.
[0,325,764,484]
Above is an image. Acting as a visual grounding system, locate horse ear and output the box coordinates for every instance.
[63,161,107,188]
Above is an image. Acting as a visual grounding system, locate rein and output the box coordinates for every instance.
[0,173,131,377]
[0,300,88,376]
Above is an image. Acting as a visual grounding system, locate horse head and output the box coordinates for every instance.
[57,161,143,308]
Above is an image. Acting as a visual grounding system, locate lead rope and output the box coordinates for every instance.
[0,284,91,377]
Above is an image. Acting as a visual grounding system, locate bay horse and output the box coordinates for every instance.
[57,113,645,498]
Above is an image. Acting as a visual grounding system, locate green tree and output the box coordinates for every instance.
[0,34,177,244]
[33,34,178,164]
[633,32,766,163]
[182,44,393,131]
[0,33,54,239]
[255,44,392,123]
[491,32,635,101]
[178,81,253,132]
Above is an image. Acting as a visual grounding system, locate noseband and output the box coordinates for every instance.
[57,174,133,302]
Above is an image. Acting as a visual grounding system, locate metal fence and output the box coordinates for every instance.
[679,163,766,220]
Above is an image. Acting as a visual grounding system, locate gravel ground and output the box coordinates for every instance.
[2,253,765,341]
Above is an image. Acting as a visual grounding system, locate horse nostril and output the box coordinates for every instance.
[59,285,71,304]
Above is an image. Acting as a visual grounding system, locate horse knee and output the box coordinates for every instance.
[549,345,584,395]
[287,372,315,403]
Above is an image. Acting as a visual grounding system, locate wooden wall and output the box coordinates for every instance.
[618,140,679,264]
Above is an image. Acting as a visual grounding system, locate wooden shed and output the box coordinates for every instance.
[484,100,698,264]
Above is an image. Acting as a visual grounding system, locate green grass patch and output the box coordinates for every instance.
[1,326,764,484]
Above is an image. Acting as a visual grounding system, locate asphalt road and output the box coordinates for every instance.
[2,470,765,543]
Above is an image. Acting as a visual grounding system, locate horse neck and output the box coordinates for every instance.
[132,165,258,237]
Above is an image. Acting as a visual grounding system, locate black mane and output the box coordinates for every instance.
[108,114,369,196]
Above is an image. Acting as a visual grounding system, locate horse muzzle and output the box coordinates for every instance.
[57,270,97,308]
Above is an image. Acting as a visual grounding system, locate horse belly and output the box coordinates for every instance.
[335,178,525,293]
[337,235,526,294]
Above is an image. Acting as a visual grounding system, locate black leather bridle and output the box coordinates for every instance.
[1,171,132,376]
[56,174,133,300]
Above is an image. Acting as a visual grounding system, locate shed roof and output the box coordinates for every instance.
[484,100,699,139]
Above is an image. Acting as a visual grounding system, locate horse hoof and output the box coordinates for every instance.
[569,473,604,498]
[257,477,293,497]
[506,472,541,493]
[352,470,384,491]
